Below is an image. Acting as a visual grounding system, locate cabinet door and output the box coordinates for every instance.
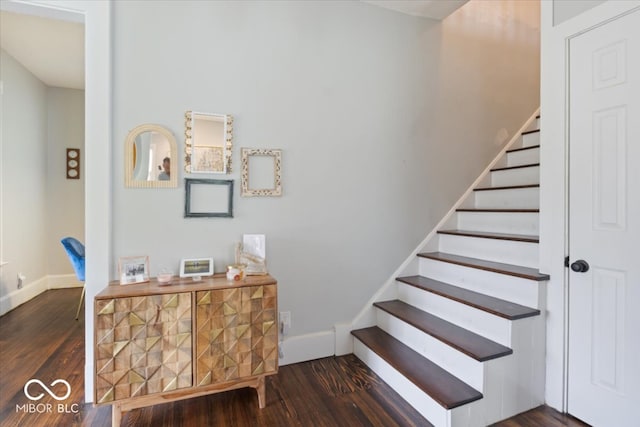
[95,293,192,403]
[195,285,277,386]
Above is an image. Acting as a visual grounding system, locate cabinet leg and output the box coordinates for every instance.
[256,376,266,408]
[112,403,122,427]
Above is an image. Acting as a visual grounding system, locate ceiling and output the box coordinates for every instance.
[0,9,84,90]
[0,0,467,91]
[361,0,469,20]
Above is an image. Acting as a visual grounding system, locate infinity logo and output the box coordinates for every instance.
[24,379,71,401]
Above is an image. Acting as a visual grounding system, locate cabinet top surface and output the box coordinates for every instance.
[96,273,277,299]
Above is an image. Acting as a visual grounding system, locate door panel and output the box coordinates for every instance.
[568,9,640,427]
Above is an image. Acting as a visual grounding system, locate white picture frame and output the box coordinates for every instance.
[179,257,214,279]
[119,255,150,285]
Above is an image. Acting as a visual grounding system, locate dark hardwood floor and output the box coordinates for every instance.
[0,289,589,427]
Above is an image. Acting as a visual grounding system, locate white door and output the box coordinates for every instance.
[568,9,640,427]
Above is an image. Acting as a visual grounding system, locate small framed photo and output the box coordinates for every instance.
[119,256,150,285]
[180,257,214,279]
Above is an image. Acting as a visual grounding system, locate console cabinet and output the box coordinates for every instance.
[94,275,277,426]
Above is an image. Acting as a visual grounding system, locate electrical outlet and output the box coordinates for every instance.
[279,311,291,336]
[17,273,25,289]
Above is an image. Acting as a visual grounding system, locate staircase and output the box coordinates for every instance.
[351,116,548,426]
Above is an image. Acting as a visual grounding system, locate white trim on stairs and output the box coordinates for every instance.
[335,109,541,356]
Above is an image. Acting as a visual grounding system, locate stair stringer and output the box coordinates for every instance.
[334,108,541,356]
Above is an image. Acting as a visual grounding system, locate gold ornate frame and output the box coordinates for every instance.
[241,148,282,197]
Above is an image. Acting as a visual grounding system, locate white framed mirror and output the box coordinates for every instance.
[184,111,233,174]
[124,124,178,188]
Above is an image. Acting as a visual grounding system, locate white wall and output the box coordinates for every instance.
[111,0,539,360]
[46,87,85,275]
[0,49,49,311]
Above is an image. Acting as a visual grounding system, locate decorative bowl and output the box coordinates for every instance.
[157,273,173,285]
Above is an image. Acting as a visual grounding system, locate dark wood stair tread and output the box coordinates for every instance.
[491,163,539,172]
[351,326,483,409]
[374,300,512,361]
[418,252,549,281]
[437,229,539,243]
[506,145,540,154]
[522,129,540,135]
[474,184,539,191]
[396,275,540,320]
[457,208,539,213]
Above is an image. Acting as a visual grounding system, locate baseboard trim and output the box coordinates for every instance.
[0,274,83,316]
[0,276,49,317]
[48,274,83,289]
[278,330,335,366]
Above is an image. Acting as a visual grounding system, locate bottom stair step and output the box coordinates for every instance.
[351,326,482,410]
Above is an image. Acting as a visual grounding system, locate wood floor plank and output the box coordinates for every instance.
[351,326,483,409]
[437,229,539,243]
[0,289,428,427]
[491,405,590,427]
[474,183,540,191]
[374,300,513,361]
[491,163,540,172]
[418,251,550,281]
[506,145,540,154]
[0,289,586,427]
[396,275,540,320]
[456,208,540,213]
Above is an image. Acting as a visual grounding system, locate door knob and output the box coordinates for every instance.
[570,260,590,273]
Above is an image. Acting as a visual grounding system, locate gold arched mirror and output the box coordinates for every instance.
[125,124,178,188]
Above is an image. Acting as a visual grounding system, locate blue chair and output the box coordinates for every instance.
[60,237,86,320]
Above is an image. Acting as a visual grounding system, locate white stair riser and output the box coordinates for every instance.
[491,166,540,187]
[397,282,513,347]
[456,211,539,235]
[376,309,485,391]
[506,148,539,166]
[437,234,539,269]
[353,340,454,427]
[474,188,539,209]
[522,132,539,147]
[499,319,546,419]
[418,257,543,309]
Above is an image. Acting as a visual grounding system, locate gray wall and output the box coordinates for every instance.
[46,87,85,274]
[0,49,48,296]
[0,49,85,312]
[553,0,607,25]
[111,0,539,339]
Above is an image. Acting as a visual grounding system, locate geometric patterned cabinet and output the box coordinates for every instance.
[95,292,193,404]
[195,285,277,386]
[94,275,278,427]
